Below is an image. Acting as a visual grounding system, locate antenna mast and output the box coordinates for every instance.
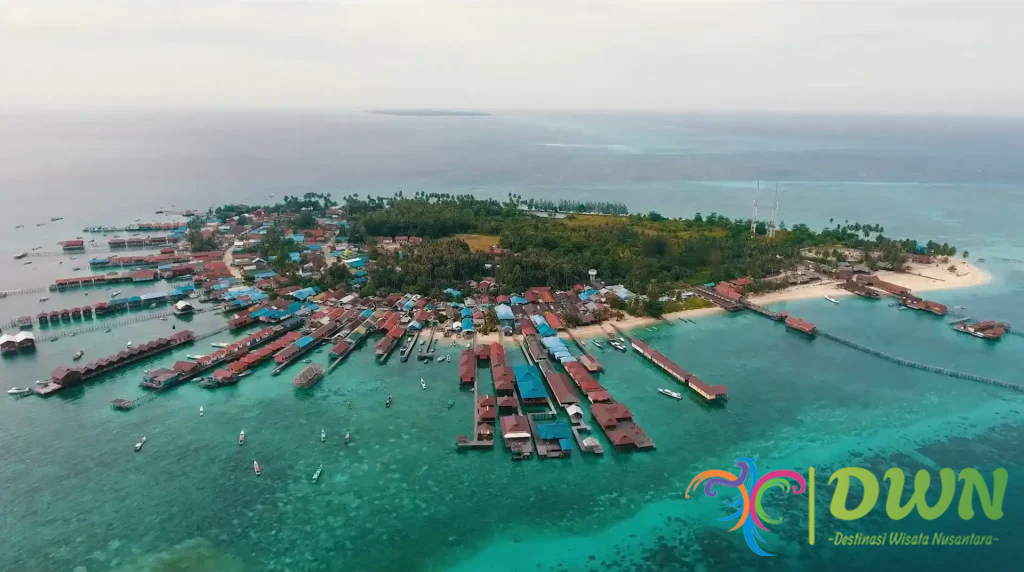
[768,183,779,238]
[750,181,760,237]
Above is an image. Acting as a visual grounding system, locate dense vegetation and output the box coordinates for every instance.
[335,193,954,300]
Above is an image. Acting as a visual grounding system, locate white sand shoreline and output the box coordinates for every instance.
[472,260,992,344]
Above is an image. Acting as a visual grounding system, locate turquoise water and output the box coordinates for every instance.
[1,113,1023,571]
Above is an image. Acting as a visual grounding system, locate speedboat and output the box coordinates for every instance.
[110,291,122,298]
[824,295,839,304]
[72,266,81,271]
[134,436,147,451]
[385,395,393,408]
[35,379,49,385]
[31,246,41,250]
[446,354,451,362]
[302,359,312,364]
[7,387,31,395]
[126,341,132,348]
[344,431,351,444]
[436,355,445,362]
[312,464,323,483]
[421,378,427,389]
[199,406,204,416]
[591,340,604,349]
[211,342,230,348]
[186,354,205,361]
[446,399,454,409]
[253,461,261,476]
[238,430,245,446]
[159,317,168,321]
[73,349,84,361]
[39,296,49,302]
[23,261,31,265]
[658,388,683,400]
[69,256,76,260]
[321,428,326,443]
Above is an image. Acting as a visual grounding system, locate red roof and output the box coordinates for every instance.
[459,349,476,383]
[497,396,519,409]
[478,395,496,407]
[544,312,564,331]
[520,321,537,336]
[591,403,634,428]
[499,415,530,435]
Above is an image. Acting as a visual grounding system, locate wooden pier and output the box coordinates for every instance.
[400,328,420,362]
[562,329,603,372]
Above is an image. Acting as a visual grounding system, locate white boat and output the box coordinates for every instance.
[302,359,312,364]
[253,461,260,476]
[421,378,427,389]
[344,431,351,444]
[321,428,326,443]
[73,349,84,361]
[186,354,206,361]
[239,430,245,445]
[34,379,49,385]
[199,406,204,417]
[134,436,147,451]
[436,355,445,362]
[110,291,122,298]
[211,342,230,348]
[7,387,31,395]
[312,464,323,483]
[159,317,168,321]
[657,388,683,400]
[591,340,604,349]
[446,354,451,362]
[39,296,49,302]
[126,341,132,348]
[825,295,839,304]
[69,256,76,260]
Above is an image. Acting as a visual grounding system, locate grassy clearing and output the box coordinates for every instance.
[454,234,501,252]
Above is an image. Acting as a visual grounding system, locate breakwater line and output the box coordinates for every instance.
[817,330,1024,393]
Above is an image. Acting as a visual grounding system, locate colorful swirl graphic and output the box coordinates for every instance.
[686,457,806,556]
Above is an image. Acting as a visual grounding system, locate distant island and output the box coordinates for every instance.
[368,109,491,117]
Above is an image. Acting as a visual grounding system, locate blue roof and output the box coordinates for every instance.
[361,309,373,318]
[207,218,222,224]
[461,317,474,332]
[444,288,462,298]
[495,304,514,321]
[510,295,527,305]
[513,365,548,400]
[558,438,574,451]
[90,257,110,264]
[295,335,315,348]
[535,422,571,441]
[268,255,277,261]
[409,321,422,330]
[460,307,473,318]
[291,286,320,301]
[403,300,415,311]
[288,252,301,262]
[157,264,173,270]
[127,296,142,303]
[348,259,366,268]
[354,270,368,278]
[530,315,556,337]
[140,292,167,301]
[290,234,305,243]
[109,298,128,305]
[304,244,321,251]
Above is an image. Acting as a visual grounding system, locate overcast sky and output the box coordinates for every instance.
[1,1,1021,114]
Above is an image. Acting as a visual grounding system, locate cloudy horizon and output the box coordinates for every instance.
[1,1,1021,114]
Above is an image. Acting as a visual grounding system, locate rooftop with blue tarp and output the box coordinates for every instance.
[90,257,110,264]
[461,317,474,332]
[444,288,462,298]
[510,295,527,305]
[530,315,556,337]
[606,284,635,300]
[288,252,301,262]
[495,304,514,321]
[541,336,574,363]
[353,270,368,278]
[513,364,548,400]
[347,258,366,269]
[207,218,223,224]
[158,264,173,270]
[460,307,473,318]
[535,422,572,441]
[409,320,422,330]
[304,244,321,250]
[252,271,277,280]
[291,286,320,301]
[127,296,142,303]
[290,234,305,243]
[140,292,168,301]
[361,309,373,318]
[580,288,601,300]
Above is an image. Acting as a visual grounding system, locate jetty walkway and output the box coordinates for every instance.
[818,330,1023,392]
[5,308,212,341]
[0,286,48,297]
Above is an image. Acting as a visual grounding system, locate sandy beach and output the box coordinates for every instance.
[472,260,991,344]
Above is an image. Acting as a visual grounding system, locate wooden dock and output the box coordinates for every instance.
[400,328,420,363]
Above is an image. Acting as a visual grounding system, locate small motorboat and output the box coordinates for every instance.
[34,379,49,385]
[321,428,326,443]
[954,305,967,310]
[888,302,895,307]
[126,341,132,348]
[591,340,604,349]
[110,291,122,298]
[69,255,76,260]
[239,370,253,378]
[824,295,839,304]
[186,354,205,361]
[134,436,147,451]
[31,246,42,250]
[446,399,455,409]
[238,430,245,446]
[7,387,31,395]
[312,464,322,483]
[23,261,31,265]
[658,388,683,400]
[73,349,84,361]
[436,355,445,362]
[211,342,230,348]
[446,354,451,363]
[159,317,168,321]
[421,378,427,389]
[70,333,76,337]
[385,395,393,408]
[302,359,312,364]
[149,303,157,309]
[199,406,204,417]
[253,461,261,476]
[465,343,471,349]
[38,296,48,302]
[344,431,351,444]
[347,400,352,409]
[72,266,81,271]
[15,224,23,229]
[104,329,112,333]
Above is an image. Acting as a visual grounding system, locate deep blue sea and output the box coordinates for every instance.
[0,112,1022,572]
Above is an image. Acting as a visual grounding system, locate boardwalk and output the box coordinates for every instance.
[818,330,1024,392]
[0,287,48,297]
[6,308,211,341]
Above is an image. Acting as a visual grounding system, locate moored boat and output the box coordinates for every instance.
[825,295,839,304]
[658,388,683,400]
[420,378,426,389]
[385,395,393,408]
[126,341,132,348]
[591,339,604,349]
[110,290,122,298]
[239,430,245,445]
[134,436,147,451]
[73,349,84,360]
[199,406,204,416]
[344,431,351,444]
[253,461,260,476]
[7,387,31,395]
